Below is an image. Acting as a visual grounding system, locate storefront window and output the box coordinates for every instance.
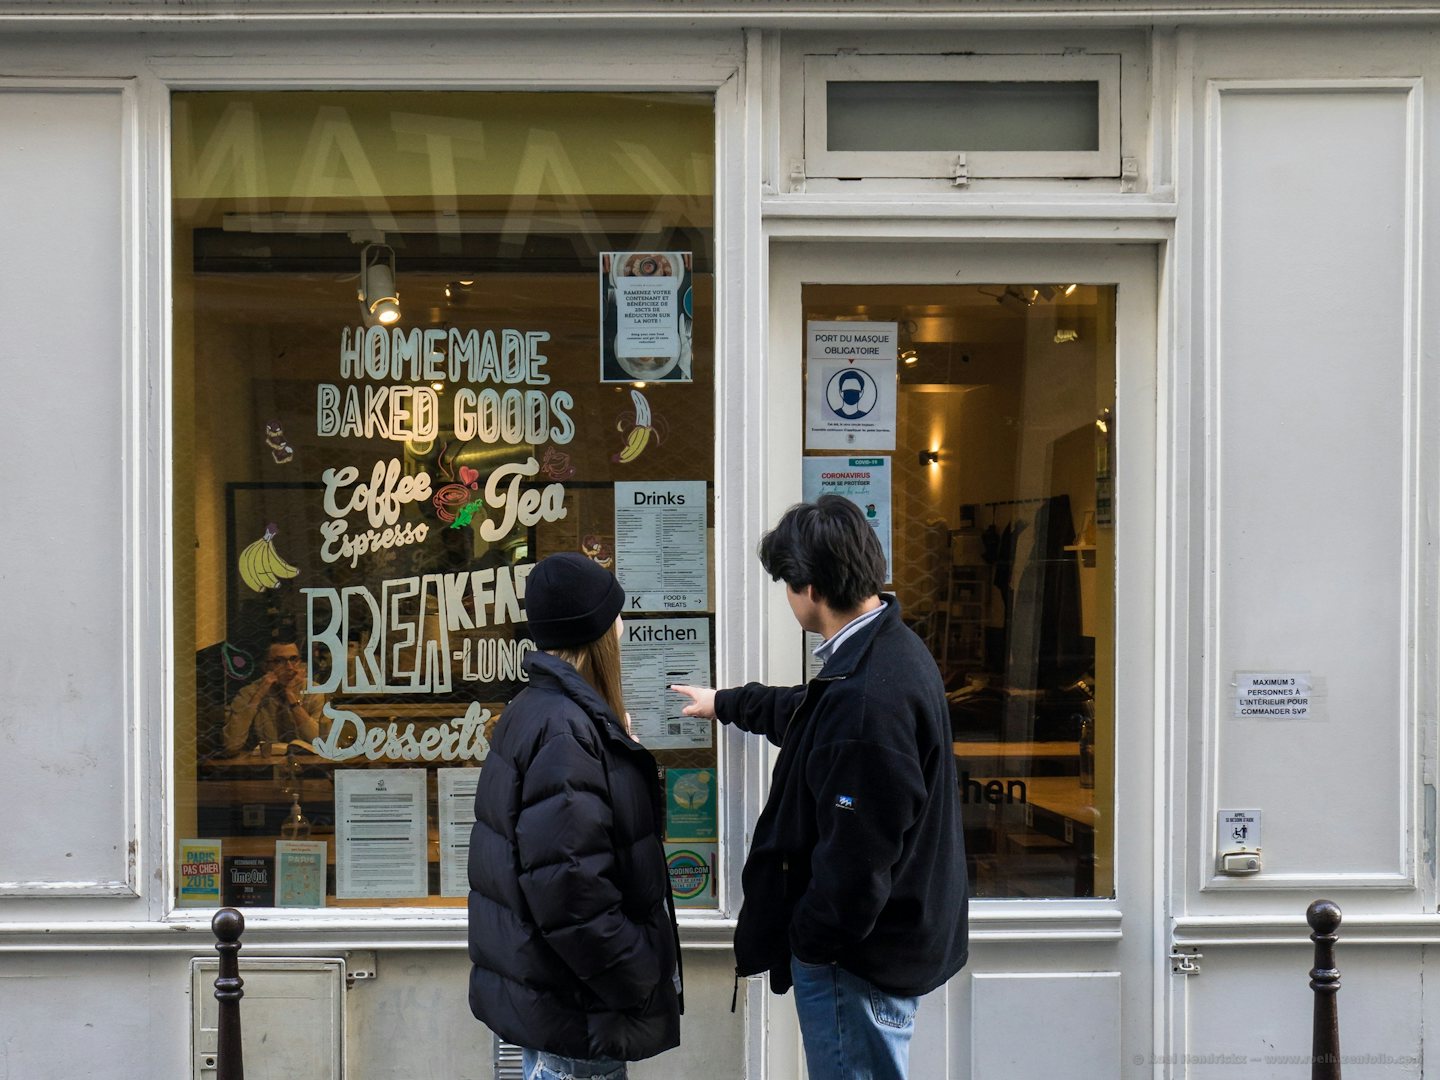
[802,284,1115,898]
[172,92,717,910]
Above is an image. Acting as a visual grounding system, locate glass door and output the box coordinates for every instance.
[764,243,1157,1080]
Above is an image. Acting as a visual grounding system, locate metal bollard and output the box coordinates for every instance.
[1306,899,1342,1080]
[212,907,246,1080]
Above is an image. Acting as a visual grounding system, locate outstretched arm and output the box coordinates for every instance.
[673,682,808,747]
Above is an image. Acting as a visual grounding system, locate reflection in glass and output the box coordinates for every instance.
[803,284,1116,898]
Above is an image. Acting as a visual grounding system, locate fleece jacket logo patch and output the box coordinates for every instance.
[835,794,855,811]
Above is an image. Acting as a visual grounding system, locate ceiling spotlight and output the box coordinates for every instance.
[1063,283,1078,297]
[1035,285,1057,301]
[997,286,1032,313]
[358,243,400,327]
[900,349,919,366]
[446,280,479,308]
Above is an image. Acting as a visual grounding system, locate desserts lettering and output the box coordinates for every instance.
[314,702,492,762]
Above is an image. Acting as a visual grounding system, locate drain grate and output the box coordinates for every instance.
[494,1035,526,1080]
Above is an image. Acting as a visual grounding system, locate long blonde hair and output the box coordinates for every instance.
[549,622,627,731]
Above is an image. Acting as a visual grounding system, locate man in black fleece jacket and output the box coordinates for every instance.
[673,495,968,1080]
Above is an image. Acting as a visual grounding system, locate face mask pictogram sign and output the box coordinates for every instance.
[804,321,898,451]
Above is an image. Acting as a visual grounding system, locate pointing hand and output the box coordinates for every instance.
[669,684,717,720]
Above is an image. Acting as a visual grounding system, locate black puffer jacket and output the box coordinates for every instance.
[468,651,681,1061]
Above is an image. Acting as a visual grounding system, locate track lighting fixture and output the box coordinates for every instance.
[358,243,401,327]
[996,286,1032,313]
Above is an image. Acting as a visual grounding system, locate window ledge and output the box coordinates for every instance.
[0,910,737,953]
[763,192,1179,221]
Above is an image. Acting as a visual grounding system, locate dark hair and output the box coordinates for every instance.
[757,494,885,611]
[550,627,628,733]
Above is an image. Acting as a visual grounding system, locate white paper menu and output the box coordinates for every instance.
[335,768,428,899]
[438,767,481,899]
[614,481,708,612]
[621,618,713,750]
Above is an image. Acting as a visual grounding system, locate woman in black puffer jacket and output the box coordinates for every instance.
[468,553,681,1080]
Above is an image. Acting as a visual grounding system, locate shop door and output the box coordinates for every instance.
[762,242,1158,1080]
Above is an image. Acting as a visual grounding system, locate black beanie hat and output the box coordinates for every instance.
[524,552,627,649]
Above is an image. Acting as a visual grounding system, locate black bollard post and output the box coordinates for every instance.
[1307,899,1342,1080]
[213,907,246,1080]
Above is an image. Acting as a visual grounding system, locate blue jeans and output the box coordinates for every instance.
[790,956,920,1080]
[521,1048,626,1080]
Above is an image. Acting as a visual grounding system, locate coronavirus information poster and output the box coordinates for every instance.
[802,456,892,582]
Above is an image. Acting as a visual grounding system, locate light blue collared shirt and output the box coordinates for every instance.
[812,600,886,668]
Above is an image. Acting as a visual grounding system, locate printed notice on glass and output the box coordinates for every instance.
[622,618,712,749]
[438,768,480,899]
[614,481,708,612]
[1233,672,1317,719]
[805,321,897,451]
[178,839,223,908]
[336,768,428,899]
[802,456,892,583]
[666,842,718,909]
[600,251,694,384]
[804,631,825,682]
[275,840,328,908]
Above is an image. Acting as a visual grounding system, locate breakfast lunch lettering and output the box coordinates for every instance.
[305,565,535,694]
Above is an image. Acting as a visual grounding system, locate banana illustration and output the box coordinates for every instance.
[612,388,658,465]
[631,387,652,429]
[614,425,653,464]
[238,523,301,592]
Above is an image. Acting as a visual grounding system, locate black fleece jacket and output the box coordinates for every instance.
[467,651,681,1061]
[715,596,968,997]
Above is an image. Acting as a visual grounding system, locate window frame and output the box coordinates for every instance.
[155,53,753,936]
[802,52,1122,180]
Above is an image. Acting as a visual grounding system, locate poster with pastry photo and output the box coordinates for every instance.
[600,251,693,383]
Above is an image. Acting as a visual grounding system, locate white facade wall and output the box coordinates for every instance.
[1,7,1437,1078]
